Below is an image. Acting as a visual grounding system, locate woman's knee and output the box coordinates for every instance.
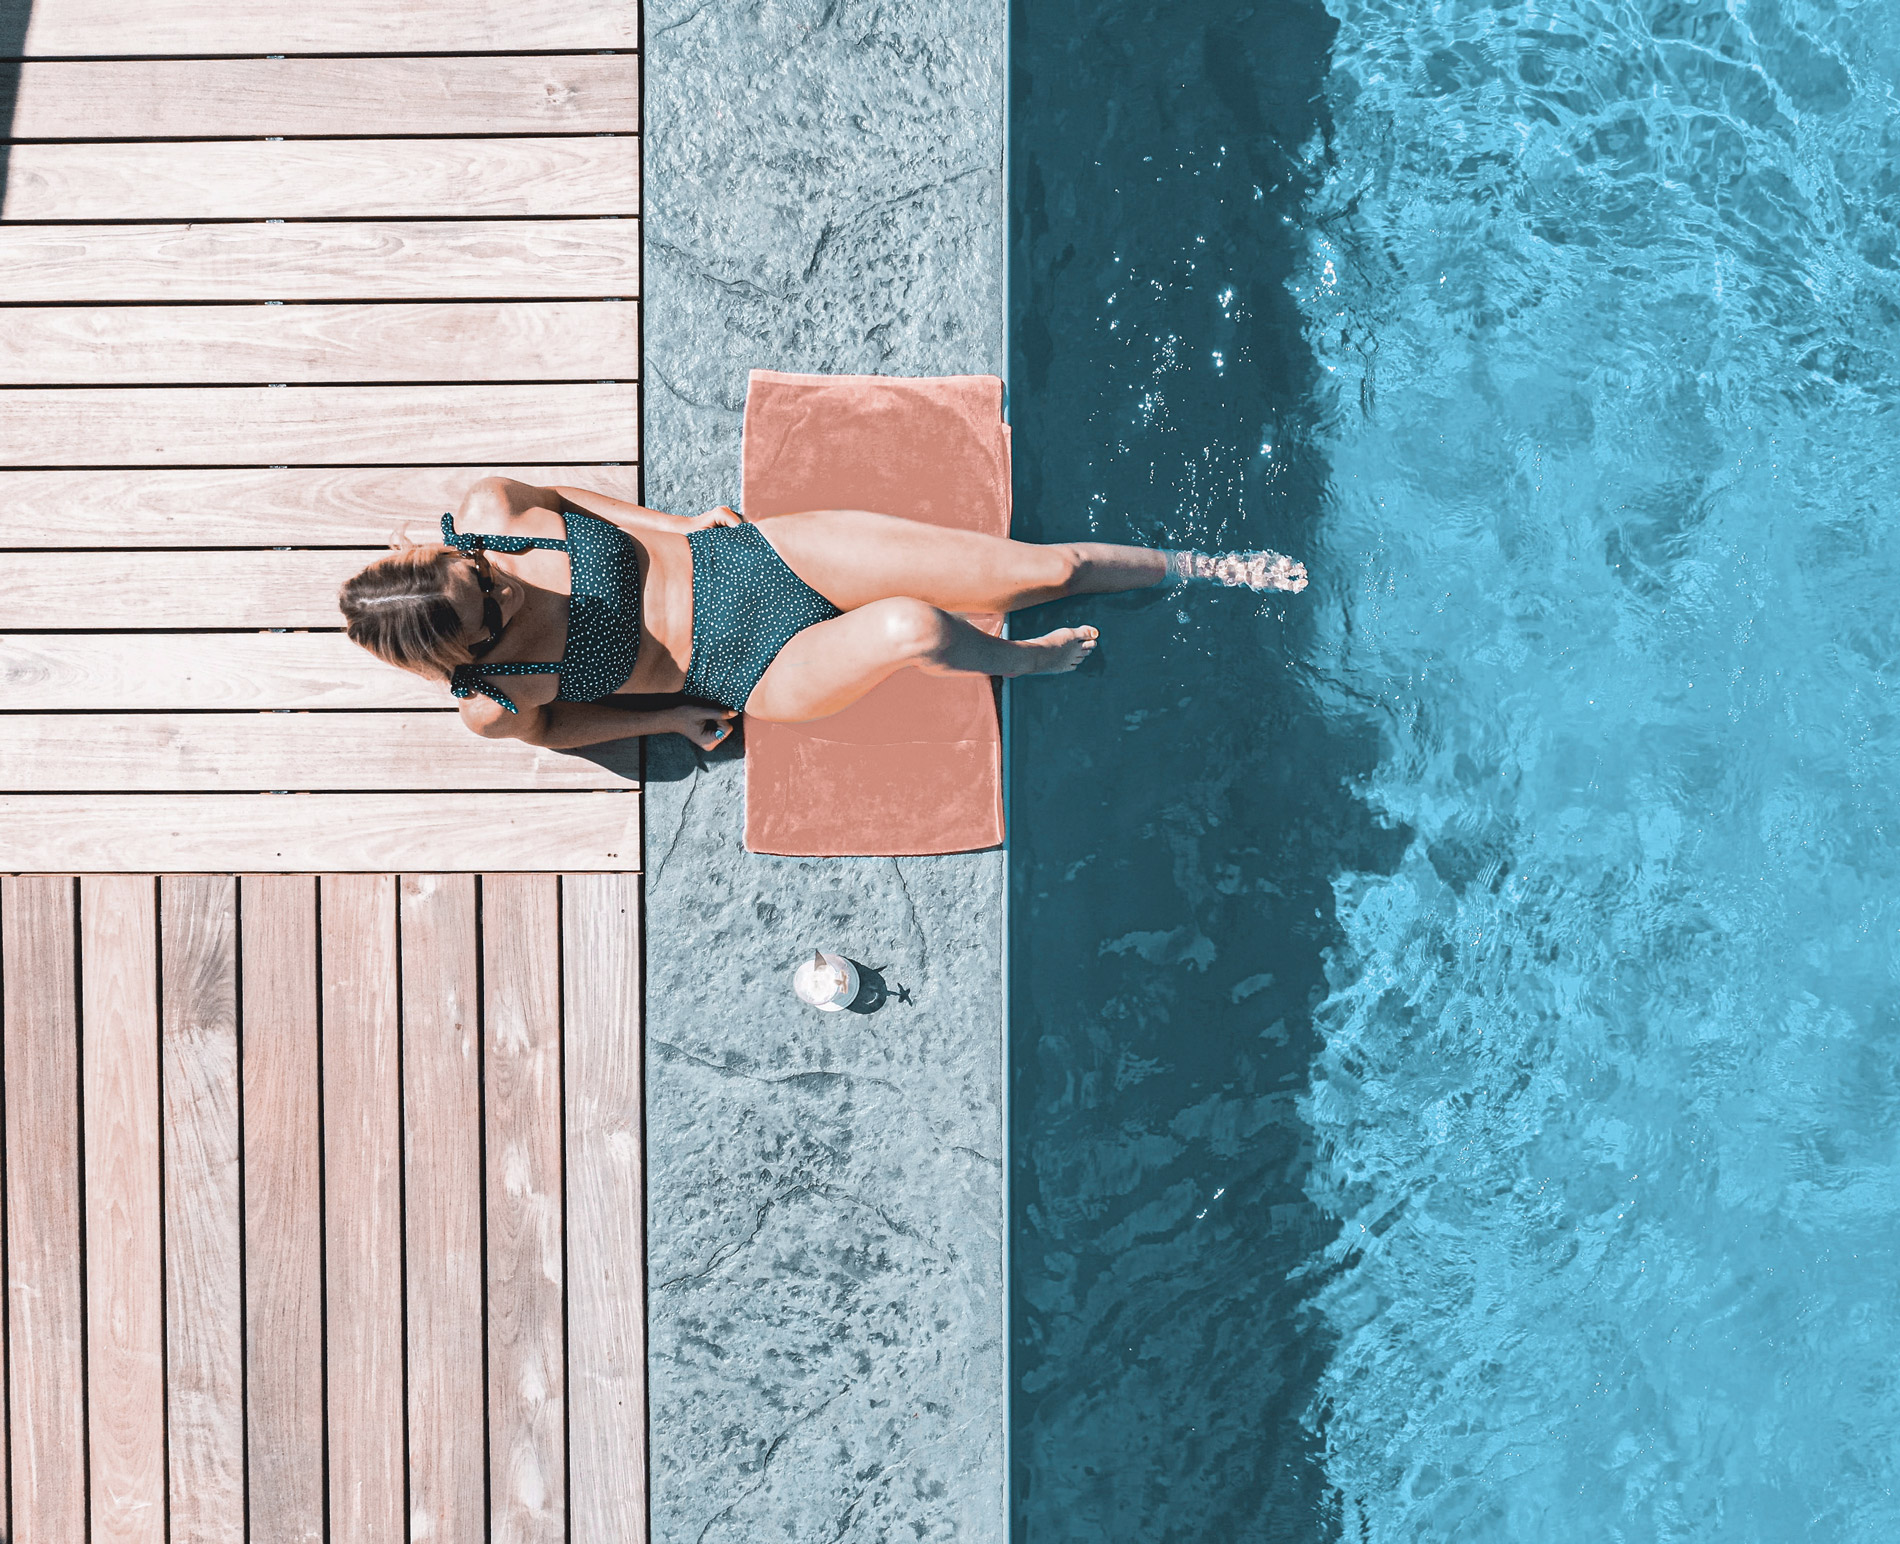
[869,597,955,661]
[1036,543,1085,595]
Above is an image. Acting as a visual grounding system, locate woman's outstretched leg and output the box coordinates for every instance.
[744,597,1097,722]
[754,508,1306,613]
[753,509,1166,614]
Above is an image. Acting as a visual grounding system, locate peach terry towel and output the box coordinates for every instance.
[740,369,1010,856]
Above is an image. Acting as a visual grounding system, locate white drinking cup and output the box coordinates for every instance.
[792,950,860,1012]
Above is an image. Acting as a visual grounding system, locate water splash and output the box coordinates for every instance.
[1166,547,1312,591]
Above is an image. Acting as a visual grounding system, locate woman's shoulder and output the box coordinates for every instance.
[456,668,560,738]
[454,475,568,541]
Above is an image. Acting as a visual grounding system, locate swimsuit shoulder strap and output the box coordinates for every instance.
[439,511,568,554]
[449,661,571,714]
[437,513,568,712]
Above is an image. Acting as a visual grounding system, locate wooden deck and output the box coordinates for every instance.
[0,872,645,1541]
[2,3,653,1538]
[1,3,644,874]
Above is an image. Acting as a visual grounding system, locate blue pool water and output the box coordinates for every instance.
[1010,0,1900,1539]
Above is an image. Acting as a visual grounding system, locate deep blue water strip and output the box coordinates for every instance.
[1006,2,1402,1538]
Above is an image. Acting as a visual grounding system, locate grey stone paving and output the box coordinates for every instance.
[641,2,1008,1538]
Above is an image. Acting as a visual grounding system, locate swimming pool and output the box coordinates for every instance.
[1009,0,1900,1538]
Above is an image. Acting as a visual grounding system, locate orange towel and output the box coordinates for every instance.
[740,369,1010,856]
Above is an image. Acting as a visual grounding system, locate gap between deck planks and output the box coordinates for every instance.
[0,873,646,1541]
[3,56,639,138]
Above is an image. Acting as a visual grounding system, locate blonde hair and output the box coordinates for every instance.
[337,542,472,683]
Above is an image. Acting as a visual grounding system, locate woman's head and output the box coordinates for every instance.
[338,543,480,682]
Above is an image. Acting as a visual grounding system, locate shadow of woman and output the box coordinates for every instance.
[0,4,29,213]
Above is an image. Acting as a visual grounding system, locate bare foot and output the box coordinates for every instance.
[1011,625,1100,675]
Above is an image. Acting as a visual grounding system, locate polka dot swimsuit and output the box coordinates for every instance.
[680,522,841,711]
[441,510,641,714]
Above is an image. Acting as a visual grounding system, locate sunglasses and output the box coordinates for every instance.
[460,549,506,658]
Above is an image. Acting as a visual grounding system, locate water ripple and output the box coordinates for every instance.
[1300,0,1900,1536]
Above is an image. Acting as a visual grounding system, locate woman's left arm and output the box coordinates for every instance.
[551,484,743,536]
[445,475,742,542]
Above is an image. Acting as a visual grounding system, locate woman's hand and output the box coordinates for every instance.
[684,505,744,532]
[670,703,739,750]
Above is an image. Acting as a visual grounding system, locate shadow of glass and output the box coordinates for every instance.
[838,960,911,1015]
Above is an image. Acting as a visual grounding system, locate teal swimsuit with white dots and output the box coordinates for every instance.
[442,510,838,714]
[442,510,642,714]
[681,522,840,710]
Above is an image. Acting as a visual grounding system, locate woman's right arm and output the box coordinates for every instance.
[461,695,736,751]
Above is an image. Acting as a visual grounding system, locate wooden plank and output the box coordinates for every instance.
[0,715,639,793]
[10,546,654,636]
[0,303,641,387]
[1,876,86,1544]
[9,0,638,55]
[0,383,638,468]
[3,138,637,222]
[321,875,404,1544]
[0,220,641,304]
[241,874,325,1544]
[484,874,567,1542]
[0,793,641,872]
[17,550,382,629]
[0,465,643,547]
[0,633,446,711]
[81,876,165,1544]
[6,56,639,139]
[160,875,245,1544]
[563,872,647,1544]
[401,873,486,1542]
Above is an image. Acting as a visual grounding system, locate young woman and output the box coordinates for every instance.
[338,476,1307,751]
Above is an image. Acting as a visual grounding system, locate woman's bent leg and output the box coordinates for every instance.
[744,597,1098,722]
[752,509,1166,614]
